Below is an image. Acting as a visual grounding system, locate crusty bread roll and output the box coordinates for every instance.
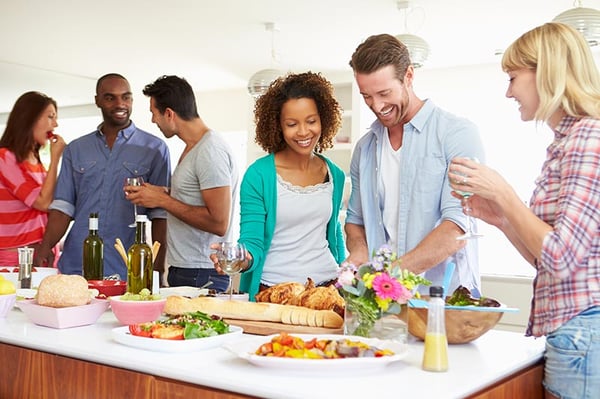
[164,296,343,328]
[37,274,92,308]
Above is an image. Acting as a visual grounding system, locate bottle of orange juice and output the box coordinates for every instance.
[422,285,448,372]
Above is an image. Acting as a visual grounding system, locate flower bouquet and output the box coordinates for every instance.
[337,245,430,338]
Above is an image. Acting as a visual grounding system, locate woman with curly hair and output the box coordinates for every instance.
[214,72,346,300]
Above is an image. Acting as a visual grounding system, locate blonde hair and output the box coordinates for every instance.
[501,22,600,122]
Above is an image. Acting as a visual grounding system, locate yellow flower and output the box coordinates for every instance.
[375,296,391,311]
[362,272,377,289]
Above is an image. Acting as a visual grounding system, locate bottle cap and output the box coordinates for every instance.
[136,214,149,223]
[429,285,444,298]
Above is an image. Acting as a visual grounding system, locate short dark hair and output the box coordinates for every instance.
[96,73,127,94]
[253,71,342,153]
[349,34,411,82]
[0,91,57,163]
[143,75,199,121]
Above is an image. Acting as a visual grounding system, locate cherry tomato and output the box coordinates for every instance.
[128,324,154,338]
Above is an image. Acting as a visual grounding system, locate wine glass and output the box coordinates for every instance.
[124,177,144,228]
[454,157,483,240]
[215,242,246,300]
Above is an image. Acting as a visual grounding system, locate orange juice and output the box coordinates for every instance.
[422,332,448,372]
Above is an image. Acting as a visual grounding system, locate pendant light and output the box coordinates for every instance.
[247,22,284,98]
[553,0,600,46]
[395,0,430,68]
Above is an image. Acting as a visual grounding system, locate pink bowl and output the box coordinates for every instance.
[109,295,166,325]
[18,298,109,328]
[0,294,17,317]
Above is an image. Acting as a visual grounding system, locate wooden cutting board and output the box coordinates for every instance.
[224,319,344,336]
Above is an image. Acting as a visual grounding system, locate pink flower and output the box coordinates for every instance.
[372,273,403,301]
[337,267,356,288]
[395,284,413,304]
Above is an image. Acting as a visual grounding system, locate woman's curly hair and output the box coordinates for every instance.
[253,71,342,153]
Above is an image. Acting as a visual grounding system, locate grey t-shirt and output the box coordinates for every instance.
[166,130,239,269]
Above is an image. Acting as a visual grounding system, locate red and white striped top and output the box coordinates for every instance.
[0,148,48,249]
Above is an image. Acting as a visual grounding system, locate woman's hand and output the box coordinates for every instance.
[448,157,513,228]
[49,134,66,161]
[209,242,253,274]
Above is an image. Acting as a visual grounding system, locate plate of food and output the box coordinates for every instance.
[111,311,244,352]
[224,332,409,373]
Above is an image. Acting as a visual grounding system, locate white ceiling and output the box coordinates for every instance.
[1,0,598,113]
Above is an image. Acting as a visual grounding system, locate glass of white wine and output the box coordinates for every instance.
[454,157,483,240]
[215,242,246,300]
[124,176,144,228]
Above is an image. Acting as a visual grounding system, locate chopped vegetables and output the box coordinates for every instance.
[128,311,230,340]
[254,332,395,359]
[446,286,501,307]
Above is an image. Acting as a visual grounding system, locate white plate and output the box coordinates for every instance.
[16,288,37,300]
[224,333,409,374]
[159,286,209,298]
[111,325,244,352]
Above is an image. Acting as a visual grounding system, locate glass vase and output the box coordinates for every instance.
[344,302,408,344]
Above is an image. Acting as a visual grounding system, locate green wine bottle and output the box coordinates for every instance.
[82,212,104,280]
[127,214,153,294]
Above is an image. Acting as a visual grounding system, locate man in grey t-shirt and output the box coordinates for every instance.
[125,75,239,291]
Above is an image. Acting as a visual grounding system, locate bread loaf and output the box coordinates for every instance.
[37,274,92,308]
[164,296,343,328]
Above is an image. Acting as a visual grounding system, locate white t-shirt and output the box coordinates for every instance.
[380,130,402,252]
[261,172,338,286]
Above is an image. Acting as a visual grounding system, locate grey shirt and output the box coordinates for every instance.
[166,130,239,269]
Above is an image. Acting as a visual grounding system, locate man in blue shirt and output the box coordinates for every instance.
[35,73,171,282]
[345,34,485,295]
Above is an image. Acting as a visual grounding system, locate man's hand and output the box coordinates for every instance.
[125,183,169,209]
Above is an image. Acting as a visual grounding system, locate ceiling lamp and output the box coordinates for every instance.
[395,0,430,68]
[247,22,284,98]
[553,0,600,46]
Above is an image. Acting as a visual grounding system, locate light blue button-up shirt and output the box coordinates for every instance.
[345,100,485,294]
[50,122,171,279]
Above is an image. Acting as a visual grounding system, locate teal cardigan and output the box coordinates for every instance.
[238,153,347,301]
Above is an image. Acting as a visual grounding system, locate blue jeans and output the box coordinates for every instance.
[167,266,230,293]
[543,306,600,399]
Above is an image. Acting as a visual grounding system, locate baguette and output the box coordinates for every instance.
[164,296,343,328]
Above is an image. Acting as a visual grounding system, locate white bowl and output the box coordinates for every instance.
[0,267,58,288]
[0,294,17,317]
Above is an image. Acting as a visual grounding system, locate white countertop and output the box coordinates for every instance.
[0,306,545,399]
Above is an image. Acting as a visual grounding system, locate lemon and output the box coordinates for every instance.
[0,274,4,280]
[0,279,16,295]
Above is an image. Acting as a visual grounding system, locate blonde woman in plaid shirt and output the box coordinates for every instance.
[449,23,600,399]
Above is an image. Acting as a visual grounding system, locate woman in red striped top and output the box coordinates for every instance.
[0,91,65,266]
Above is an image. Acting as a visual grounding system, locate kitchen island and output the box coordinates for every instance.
[0,306,545,399]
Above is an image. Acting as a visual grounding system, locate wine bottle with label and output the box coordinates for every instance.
[82,212,104,280]
[126,214,153,294]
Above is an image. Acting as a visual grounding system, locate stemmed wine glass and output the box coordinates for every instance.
[454,157,483,240]
[215,242,246,300]
[124,177,144,228]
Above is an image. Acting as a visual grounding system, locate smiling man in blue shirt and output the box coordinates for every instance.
[35,73,171,282]
[345,34,485,295]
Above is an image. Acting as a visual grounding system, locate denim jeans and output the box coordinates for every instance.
[167,266,230,293]
[543,306,600,399]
